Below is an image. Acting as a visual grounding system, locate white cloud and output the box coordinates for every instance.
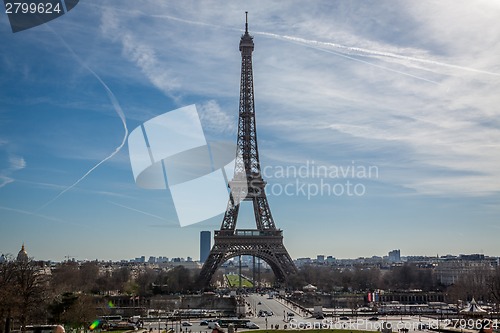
[250,4,500,197]
[8,156,26,170]
[99,9,180,97]
[86,1,500,198]
[121,33,180,94]
[0,143,26,188]
[197,100,235,134]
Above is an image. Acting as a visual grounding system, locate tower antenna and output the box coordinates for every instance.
[245,11,248,33]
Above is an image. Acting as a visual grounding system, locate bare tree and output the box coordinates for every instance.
[447,267,492,303]
[51,262,80,294]
[0,258,48,333]
[14,260,48,331]
[78,262,99,293]
[0,259,17,333]
[111,266,131,292]
[486,267,500,311]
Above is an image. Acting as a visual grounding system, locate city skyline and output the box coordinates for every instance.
[1,1,500,262]
[1,241,497,264]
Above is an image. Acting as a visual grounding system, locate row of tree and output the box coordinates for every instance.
[287,264,435,292]
[286,264,500,305]
[447,266,500,304]
[0,259,199,333]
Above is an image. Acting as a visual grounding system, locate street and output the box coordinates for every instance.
[141,293,445,333]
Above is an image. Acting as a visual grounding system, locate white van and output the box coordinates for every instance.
[208,322,220,329]
[246,322,259,329]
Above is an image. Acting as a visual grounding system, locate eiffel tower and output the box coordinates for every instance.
[198,13,297,288]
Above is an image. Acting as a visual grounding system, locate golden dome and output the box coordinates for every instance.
[17,244,28,262]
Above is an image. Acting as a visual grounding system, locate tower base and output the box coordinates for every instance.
[197,229,297,288]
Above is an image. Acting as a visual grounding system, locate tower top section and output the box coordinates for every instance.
[240,11,254,53]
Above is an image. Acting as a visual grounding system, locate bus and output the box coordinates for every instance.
[217,319,251,328]
[25,325,60,333]
[100,315,123,322]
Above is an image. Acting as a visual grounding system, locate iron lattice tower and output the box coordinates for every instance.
[198,13,297,288]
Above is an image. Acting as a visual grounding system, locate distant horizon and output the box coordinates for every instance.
[1,242,498,263]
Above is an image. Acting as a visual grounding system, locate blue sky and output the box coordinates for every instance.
[1,1,499,262]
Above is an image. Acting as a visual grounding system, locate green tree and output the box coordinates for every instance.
[60,294,97,330]
[136,268,157,296]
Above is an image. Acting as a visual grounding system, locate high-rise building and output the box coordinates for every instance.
[388,249,401,263]
[200,231,211,263]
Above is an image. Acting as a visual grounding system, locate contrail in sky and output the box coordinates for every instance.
[37,33,128,211]
[93,8,499,79]
[109,201,168,221]
[0,205,89,228]
[254,31,500,77]
[283,37,441,85]
[147,11,500,79]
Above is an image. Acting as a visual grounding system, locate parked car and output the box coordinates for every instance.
[259,310,273,317]
[181,322,192,327]
[340,316,349,320]
[369,317,379,321]
[200,321,209,326]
